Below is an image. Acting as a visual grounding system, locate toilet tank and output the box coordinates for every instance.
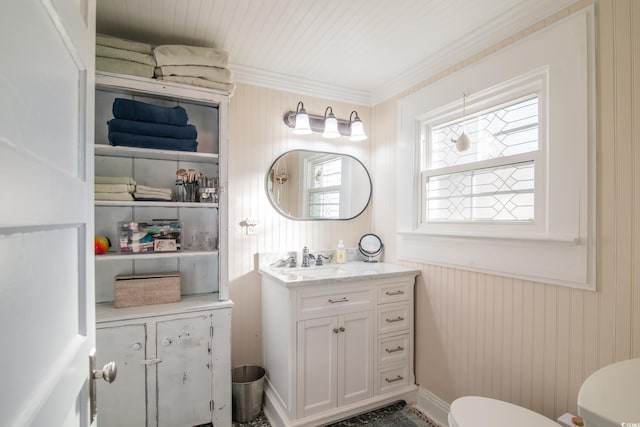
[578,358,640,427]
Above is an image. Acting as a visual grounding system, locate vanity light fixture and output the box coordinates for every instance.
[292,101,312,135]
[321,106,340,139]
[283,102,368,141]
[348,110,367,141]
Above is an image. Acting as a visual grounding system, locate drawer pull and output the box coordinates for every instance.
[385,375,404,383]
[385,346,405,354]
[385,290,405,296]
[328,297,349,304]
[385,316,405,323]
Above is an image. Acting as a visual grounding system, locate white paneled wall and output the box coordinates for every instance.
[372,0,640,419]
[227,85,372,366]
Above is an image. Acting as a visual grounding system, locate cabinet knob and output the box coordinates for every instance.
[131,342,142,351]
[333,328,339,334]
[339,327,345,332]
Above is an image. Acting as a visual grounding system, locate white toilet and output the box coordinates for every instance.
[578,358,640,427]
[448,396,559,427]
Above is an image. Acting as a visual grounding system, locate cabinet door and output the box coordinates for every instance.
[338,311,374,406]
[156,314,212,427]
[297,317,338,417]
[97,324,147,427]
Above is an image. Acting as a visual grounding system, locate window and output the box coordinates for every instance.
[396,7,595,290]
[422,96,538,223]
[308,156,342,218]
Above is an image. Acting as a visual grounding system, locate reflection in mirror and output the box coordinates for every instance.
[266,150,372,220]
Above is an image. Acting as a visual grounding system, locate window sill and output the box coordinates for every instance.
[397,231,595,290]
[397,229,581,245]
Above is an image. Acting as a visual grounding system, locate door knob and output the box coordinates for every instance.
[92,361,117,383]
[89,348,117,423]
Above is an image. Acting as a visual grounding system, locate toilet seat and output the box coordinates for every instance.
[448,396,559,427]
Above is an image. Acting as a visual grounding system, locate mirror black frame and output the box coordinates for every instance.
[265,149,372,221]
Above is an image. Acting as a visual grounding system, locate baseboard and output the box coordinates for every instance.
[415,388,450,427]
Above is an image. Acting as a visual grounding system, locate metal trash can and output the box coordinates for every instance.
[231,365,265,422]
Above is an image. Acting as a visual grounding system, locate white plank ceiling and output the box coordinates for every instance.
[96,0,577,104]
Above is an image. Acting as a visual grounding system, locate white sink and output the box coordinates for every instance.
[260,261,418,285]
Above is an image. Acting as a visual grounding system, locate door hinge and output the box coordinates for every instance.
[210,325,214,337]
[210,400,214,412]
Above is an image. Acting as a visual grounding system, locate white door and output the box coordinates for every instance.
[156,314,213,427]
[96,325,147,427]
[297,316,338,417]
[0,0,97,426]
[338,311,374,406]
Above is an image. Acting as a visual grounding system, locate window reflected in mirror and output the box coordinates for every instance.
[266,150,371,220]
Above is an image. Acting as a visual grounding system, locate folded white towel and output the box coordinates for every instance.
[96,57,155,78]
[95,192,134,201]
[95,183,135,193]
[153,45,229,68]
[133,192,173,201]
[154,65,232,83]
[96,45,156,66]
[95,176,136,185]
[136,185,173,195]
[97,34,154,55]
[156,76,235,94]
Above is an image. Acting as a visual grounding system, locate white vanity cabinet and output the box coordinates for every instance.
[96,298,232,427]
[260,264,419,427]
[93,72,232,427]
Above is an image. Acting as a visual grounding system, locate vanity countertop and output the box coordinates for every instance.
[259,261,420,287]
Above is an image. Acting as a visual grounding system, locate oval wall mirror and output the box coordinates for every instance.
[266,150,372,220]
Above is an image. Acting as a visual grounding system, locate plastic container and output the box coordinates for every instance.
[231,365,265,422]
[336,240,346,264]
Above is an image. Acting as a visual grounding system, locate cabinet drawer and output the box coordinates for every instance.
[377,303,410,335]
[376,365,409,395]
[377,334,409,366]
[297,286,374,319]
[378,281,411,304]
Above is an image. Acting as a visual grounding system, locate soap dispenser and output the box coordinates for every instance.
[336,240,346,264]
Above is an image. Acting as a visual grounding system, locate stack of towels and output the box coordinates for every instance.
[95,176,136,201]
[134,185,173,201]
[95,176,174,202]
[96,34,156,78]
[153,45,235,94]
[108,98,199,152]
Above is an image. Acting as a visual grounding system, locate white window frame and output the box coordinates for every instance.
[305,154,343,219]
[396,7,596,290]
[418,71,547,237]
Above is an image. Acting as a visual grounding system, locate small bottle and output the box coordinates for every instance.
[336,240,346,264]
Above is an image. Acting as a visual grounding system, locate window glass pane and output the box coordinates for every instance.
[425,161,534,221]
[309,190,340,218]
[429,97,538,170]
[312,158,342,188]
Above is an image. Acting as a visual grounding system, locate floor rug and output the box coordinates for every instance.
[232,401,440,427]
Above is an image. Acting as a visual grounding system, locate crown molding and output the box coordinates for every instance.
[230,63,371,106]
[370,0,577,104]
[231,0,576,107]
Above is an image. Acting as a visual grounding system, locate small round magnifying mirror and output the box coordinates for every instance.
[358,233,383,263]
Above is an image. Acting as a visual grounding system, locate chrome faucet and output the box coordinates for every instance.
[301,246,311,267]
[270,254,297,268]
[314,254,330,266]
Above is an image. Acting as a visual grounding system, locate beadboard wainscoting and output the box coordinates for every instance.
[227,85,372,367]
[370,0,640,422]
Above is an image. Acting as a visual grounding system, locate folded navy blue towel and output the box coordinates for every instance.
[108,119,198,139]
[112,98,189,126]
[108,131,198,152]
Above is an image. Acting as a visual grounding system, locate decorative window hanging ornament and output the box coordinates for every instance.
[456,92,471,152]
